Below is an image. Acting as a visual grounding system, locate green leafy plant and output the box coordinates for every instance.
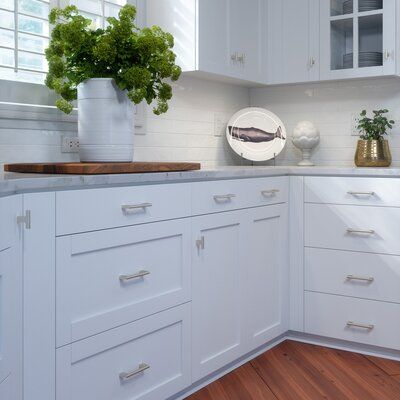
[45,4,181,114]
[357,109,395,140]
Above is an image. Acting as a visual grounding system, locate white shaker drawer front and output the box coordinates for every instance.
[191,177,288,215]
[56,219,191,347]
[56,304,191,400]
[56,183,191,235]
[305,292,400,350]
[305,248,400,303]
[305,203,400,255]
[305,177,400,207]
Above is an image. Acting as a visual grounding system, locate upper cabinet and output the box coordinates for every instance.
[146,0,268,84]
[268,0,320,84]
[320,0,396,80]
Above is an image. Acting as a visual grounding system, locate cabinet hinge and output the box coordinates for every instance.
[17,210,31,229]
[196,236,205,250]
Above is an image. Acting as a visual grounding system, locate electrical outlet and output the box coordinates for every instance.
[350,113,360,136]
[61,135,80,153]
[214,113,226,137]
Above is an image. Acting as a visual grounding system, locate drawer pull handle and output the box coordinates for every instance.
[121,203,153,213]
[213,194,236,202]
[119,270,150,282]
[119,363,150,381]
[346,321,374,330]
[261,189,280,196]
[346,228,375,235]
[346,274,374,283]
[348,191,375,197]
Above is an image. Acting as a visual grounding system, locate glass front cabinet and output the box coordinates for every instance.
[320,0,396,80]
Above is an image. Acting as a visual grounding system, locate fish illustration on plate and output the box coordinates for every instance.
[228,125,286,143]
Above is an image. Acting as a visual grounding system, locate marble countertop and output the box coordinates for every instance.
[2,165,400,197]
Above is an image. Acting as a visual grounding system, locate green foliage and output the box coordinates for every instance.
[45,5,181,114]
[357,109,395,140]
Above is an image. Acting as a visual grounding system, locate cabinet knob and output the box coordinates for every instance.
[384,50,391,60]
[309,57,316,68]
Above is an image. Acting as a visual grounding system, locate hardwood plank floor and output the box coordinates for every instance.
[187,340,400,400]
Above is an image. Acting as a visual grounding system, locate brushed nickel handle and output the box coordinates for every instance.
[347,191,375,196]
[119,270,150,282]
[309,57,316,67]
[346,321,374,330]
[384,49,391,60]
[121,203,152,213]
[346,228,375,235]
[346,274,374,283]
[213,194,236,202]
[261,189,280,197]
[119,363,150,381]
[17,210,31,229]
[196,236,205,250]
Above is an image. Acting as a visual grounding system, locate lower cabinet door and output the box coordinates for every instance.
[192,211,246,382]
[0,196,22,400]
[56,304,191,400]
[243,204,289,352]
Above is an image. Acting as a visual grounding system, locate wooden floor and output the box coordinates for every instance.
[188,340,400,400]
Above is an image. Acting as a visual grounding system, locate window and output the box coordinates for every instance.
[70,0,128,29]
[0,0,53,84]
[0,0,136,85]
[0,0,143,106]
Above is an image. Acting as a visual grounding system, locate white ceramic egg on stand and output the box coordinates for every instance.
[292,121,320,166]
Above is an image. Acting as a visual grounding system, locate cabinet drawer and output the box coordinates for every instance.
[305,203,400,255]
[305,176,400,206]
[305,248,400,303]
[305,292,400,350]
[56,219,191,347]
[191,177,288,215]
[57,304,191,400]
[56,183,191,235]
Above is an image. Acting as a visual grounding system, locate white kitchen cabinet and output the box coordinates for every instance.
[192,203,288,381]
[320,0,396,80]
[268,0,320,84]
[57,304,191,400]
[146,0,267,84]
[0,196,23,400]
[243,204,289,352]
[191,211,245,381]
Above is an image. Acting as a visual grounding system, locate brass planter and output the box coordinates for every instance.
[354,139,392,167]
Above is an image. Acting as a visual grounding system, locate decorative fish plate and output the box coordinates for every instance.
[226,107,287,162]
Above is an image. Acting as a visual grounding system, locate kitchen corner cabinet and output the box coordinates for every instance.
[268,0,320,84]
[192,203,288,381]
[320,0,396,80]
[146,0,267,84]
[0,196,23,400]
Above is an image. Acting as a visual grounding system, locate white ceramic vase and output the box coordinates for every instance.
[292,121,320,166]
[77,78,134,162]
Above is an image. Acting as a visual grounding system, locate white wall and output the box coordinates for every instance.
[0,76,249,168]
[250,77,400,166]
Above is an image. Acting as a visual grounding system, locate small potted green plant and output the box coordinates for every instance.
[45,5,181,162]
[355,109,395,167]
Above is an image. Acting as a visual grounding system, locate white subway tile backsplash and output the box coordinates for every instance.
[0,76,249,167]
[1,75,400,168]
[250,77,400,166]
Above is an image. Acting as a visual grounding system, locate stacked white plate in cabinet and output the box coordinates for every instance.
[343,0,382,14]
[343,52,382,68]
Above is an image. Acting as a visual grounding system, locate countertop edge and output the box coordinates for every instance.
[2,166,400,197]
